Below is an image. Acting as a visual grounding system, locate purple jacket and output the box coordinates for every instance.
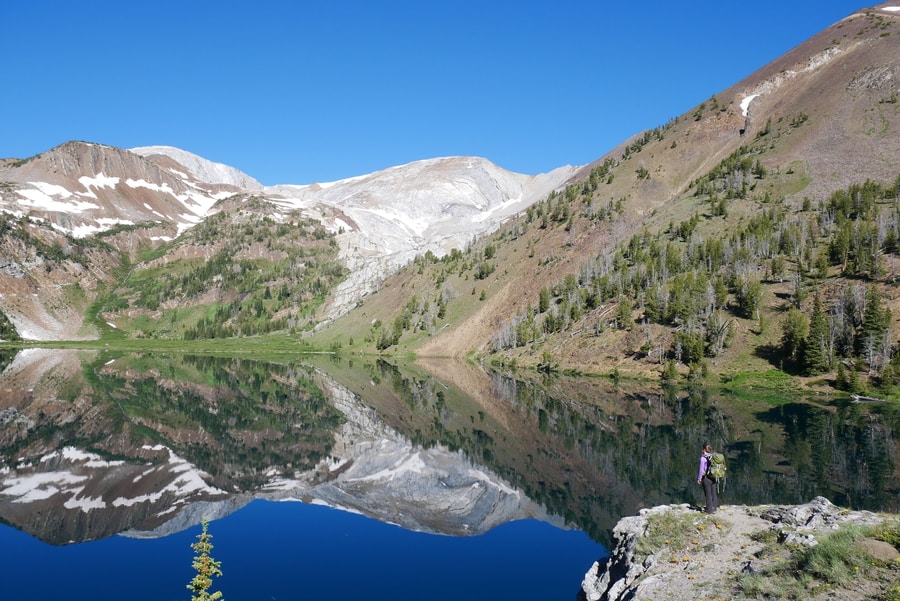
[698,452,711,481]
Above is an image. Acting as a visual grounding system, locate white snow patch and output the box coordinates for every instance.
[79,173,120,192]
[740,94,760,117]
[332,218,353,232]
[126,178,176,195]
[63,488,107,511]
[65,218,135,239]
[261,477,300,491]
[472,194,524,223]
[133,466,159,483]
[30,182,74,197]
[355,451,429,482]
[39,447,125,468]
[112,446,223,507]
[16,188,99,213]
[1,471,87,502]
[143,203,166,218]
[67,223,105,238]
[882,6,900,11]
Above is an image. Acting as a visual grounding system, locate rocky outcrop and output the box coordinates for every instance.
[580,497,899,601]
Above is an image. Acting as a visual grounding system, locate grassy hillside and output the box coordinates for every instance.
[312,145,899,390]
[96,194,347,340]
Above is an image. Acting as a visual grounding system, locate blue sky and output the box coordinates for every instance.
[1,1,871,185]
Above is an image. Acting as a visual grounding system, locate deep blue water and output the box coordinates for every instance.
[1,499,606,601]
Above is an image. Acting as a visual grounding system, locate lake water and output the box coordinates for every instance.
[0,349,896,600]
[1,499,601,601]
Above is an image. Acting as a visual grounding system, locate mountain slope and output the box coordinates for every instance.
[1,2,898,391]
[0,141,574,340]
[130,145,264,190]
[267,156,576,317]
[315,3,900,392]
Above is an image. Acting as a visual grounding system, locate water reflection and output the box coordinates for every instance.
[0,349,897,551]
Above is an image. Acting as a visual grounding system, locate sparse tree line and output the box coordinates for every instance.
[363,132,900,395]
[362,163,637,351]
[491,167,900,392]
[0,212,115,269]
[0,309,20,341]
[100,203,347,339]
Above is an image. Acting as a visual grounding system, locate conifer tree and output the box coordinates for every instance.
[187,519,224,601]
[857,286,890,367]
[781,307,808,361]
[802,295,830,375]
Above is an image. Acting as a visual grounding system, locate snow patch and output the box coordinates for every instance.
[63,489,107,511]
[78,173,120,193]
[111,445,224,508]
[740,94,760,117]
[0,471,87,502]
[66,218,135,239]
[126,178,176,195]
[16,188,99,213]
[30,182,74,198]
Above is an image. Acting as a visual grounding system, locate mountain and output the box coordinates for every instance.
[313,3,900,390]
[0,142,574,339]
[130,145,264,190]
[0,4,899,395]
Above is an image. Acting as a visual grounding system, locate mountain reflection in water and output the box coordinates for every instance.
[0,349,897,599]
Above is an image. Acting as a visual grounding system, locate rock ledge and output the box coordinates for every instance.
[580,496,899,601]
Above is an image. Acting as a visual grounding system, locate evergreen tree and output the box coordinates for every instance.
[0,309,21,342]
[187,519,224,601]
[781,308,808,362]
[857,286,890,368]
[835,361,849,391]
[802,295,830,375]
[539,287,551,313]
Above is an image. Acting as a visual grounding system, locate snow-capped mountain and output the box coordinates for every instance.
[126,148,577,317]
[266,156,576,316]
[0,141,576,338]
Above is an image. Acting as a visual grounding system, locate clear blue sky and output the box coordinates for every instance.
[1,1,871,185]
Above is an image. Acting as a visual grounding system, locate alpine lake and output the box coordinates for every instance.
[0,348,897,601]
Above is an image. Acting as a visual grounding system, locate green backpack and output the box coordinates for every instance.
[708,452,727,483]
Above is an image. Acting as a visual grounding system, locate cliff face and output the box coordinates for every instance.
[580,497,900,601]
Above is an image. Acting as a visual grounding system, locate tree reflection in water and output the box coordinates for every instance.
[0,349,895,549]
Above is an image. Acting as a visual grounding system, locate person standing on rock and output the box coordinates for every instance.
[697,442,718,514]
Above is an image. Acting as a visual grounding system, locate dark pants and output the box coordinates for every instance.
[701,475,718,513]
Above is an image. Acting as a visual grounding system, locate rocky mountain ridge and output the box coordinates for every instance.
[0,141,575,339]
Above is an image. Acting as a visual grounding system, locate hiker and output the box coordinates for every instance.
[697,442,718,514]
